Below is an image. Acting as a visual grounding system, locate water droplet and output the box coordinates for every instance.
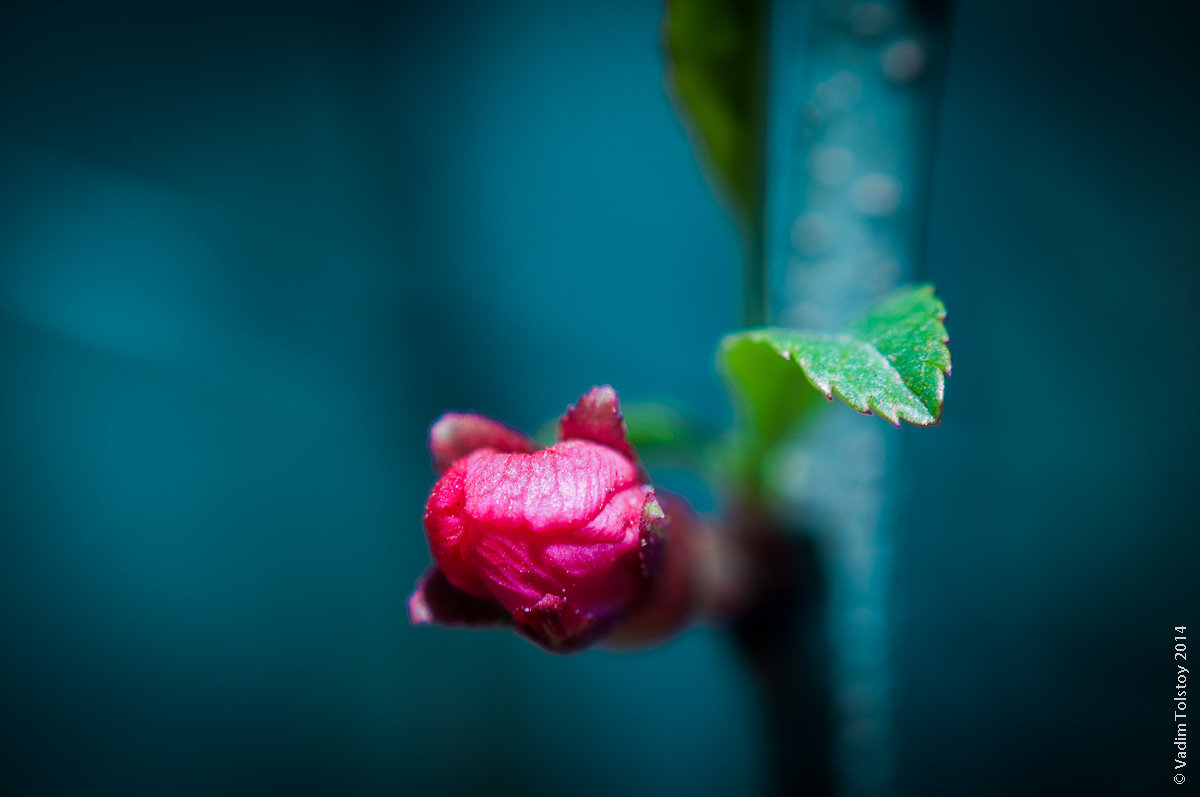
[809,145,855,187]
[791,213,831,255]
[882,38,925,83]
[851,2,894,37]
[810,70,863,118]
[851,173,902,217]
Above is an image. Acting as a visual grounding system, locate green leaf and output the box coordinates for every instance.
[534,402,712,465]
[663,0,767,225]
[621,402,706,454]
[720,285,951,434]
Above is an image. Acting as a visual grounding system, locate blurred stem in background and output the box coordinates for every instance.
[764,2,951,796]
[668,1,951,794]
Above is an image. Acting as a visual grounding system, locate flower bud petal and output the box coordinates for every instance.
[407,566,510,627]
[429,412,537,473]
[413,390,693,654]
[461,440,639,533]
[467,484,655,618]
[423,456,491,597]
[557,385,641,468]
[513,595,599,652]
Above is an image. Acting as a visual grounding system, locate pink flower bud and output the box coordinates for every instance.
[408,386,674,652]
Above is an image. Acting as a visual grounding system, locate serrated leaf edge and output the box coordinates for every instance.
[719,288,952,429]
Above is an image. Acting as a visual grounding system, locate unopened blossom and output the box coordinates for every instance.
[408,386,698,652]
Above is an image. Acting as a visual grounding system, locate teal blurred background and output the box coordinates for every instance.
[1,1,1197,795]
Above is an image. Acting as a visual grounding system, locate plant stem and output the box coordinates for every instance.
[730,513,832,797]
[749,0,953,791]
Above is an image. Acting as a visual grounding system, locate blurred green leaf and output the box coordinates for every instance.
[664,0,767,225]
[534,401,711,465]
[720,285,951,437]
[621,401,709,459]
